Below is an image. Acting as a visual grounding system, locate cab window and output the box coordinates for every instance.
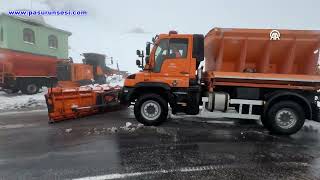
[168,39,188,59]
[153,38,188,72]
[154,39,169,72]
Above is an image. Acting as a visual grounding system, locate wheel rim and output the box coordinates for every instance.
[27,84,37,94]
[275,108,298,129]
[141,100,161,121]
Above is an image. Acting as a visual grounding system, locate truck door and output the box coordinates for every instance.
[151,38,190,87]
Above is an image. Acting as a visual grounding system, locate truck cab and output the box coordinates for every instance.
[122,31,204,125]
[124,31,203,88]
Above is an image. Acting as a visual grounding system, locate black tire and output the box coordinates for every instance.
[266,101,305,135]
[134,93,168,126]
[21,82,39,95]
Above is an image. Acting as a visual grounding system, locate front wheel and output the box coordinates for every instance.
[266,101,305,135]
[134,94,168,126]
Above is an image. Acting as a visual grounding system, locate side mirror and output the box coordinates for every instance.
[152,35,159,44]
[145,56,150,64]
[146,43,151,56]
[136,60,141,66]
[136,50,141,56]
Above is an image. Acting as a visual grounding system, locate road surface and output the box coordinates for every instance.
[0,108,320,179]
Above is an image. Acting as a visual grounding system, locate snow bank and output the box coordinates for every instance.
[0,90,47,112]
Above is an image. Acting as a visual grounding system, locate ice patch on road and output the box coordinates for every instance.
[84,123,144,135]
[0,123,36,129]
[303,120,320,133]
[0,90,47,112]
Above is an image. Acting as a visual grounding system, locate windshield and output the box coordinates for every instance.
[154,39,169,72]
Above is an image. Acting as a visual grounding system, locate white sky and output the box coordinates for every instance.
[0,0,319,73]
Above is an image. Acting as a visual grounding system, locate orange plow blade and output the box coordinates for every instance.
[45,85,122,123]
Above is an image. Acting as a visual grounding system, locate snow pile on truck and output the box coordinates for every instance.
[106,74,125,87]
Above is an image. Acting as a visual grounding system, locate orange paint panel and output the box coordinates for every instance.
[205,28,320,75]
[46,86,121,122]
[0,48,58,77]
[70,64,94,81]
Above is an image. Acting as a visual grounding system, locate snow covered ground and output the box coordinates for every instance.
[0,89,47,113]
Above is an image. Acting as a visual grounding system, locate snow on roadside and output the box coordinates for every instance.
[0,90,47,112]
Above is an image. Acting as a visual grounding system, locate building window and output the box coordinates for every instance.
[23,28,35,44]
[0,26,3,42]
[48,35,58,49]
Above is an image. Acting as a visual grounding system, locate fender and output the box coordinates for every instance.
[264,91,312,119]
[134,82,176,106]
[121,82,172,105]
[135,82,171,91]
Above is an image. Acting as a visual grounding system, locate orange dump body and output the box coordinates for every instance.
[70,64,94,82]
[46,85,121,122]
[0,49,58,77]
[204,28,320,89]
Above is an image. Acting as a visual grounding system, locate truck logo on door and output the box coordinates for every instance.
[270,30,281,40]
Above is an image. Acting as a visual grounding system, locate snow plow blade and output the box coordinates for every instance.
[45,85,122,123]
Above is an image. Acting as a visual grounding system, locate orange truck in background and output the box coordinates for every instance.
[120,28,320,135]
[0,49,58,94]
[56,53,107,88]
[0,50,107,93]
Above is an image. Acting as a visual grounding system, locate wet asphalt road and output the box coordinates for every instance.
[0,109,320,180]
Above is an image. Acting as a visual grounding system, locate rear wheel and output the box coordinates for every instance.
[134,94,168,126]
[21,82,39,95]
[266,101,305,135]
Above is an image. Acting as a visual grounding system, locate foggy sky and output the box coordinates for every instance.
[0,0,319,73]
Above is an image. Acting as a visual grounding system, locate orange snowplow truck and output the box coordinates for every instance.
[121,28,320,135]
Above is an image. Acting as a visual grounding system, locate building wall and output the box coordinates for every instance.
[0,15,70,59]
[0,16,8,49]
